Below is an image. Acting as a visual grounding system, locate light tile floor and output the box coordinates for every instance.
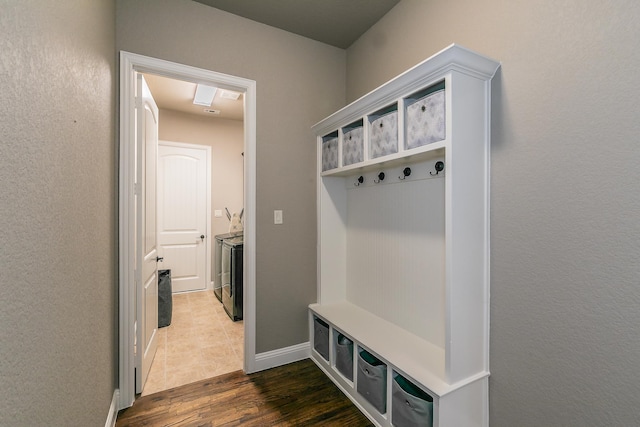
[142,290,244,396]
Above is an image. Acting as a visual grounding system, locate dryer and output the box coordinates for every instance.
[221,236,243,321]
[213,231,242,302]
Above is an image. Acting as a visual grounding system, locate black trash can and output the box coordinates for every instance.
[158,269,172,328]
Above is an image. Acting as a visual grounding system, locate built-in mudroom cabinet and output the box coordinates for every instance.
[309,45,500,427]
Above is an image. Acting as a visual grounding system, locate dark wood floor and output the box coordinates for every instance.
[116,358,373,426]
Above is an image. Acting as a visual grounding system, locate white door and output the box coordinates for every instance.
[135,74,159,394]
[157,142,209,293]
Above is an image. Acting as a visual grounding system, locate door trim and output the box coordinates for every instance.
[118,51,257,409]
[158,140,212,292]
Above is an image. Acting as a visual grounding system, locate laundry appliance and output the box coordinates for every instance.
[221,236,243,321]
[213,231,242,302]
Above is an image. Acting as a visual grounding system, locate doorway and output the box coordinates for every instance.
[118,51,257,410]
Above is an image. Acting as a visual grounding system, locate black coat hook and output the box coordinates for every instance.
[430,161,445,176]
[399,167,411,180]
[354,176,364,186]
[374,172,385,183]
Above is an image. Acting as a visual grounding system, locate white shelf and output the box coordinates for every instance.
[311,302,451,394]
[321,141,446,177]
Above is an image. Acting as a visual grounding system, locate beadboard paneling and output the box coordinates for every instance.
[346,175,445,347]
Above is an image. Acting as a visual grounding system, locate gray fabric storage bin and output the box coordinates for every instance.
[321,137,339,171]
[342,126,364,166]
[334,333,354,380]
[370,110,398,159]
[313,317,330,360]
[357,349,387,413]
[405,89,445,150]
[392,374,433,427]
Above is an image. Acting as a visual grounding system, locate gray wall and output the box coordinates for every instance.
[116,0,346,352]
[347,0,640,425]
[0,1,117,426]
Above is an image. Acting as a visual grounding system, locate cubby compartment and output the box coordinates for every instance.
[357,348,388,414]
[404,81,446,150]
[313,316,330,361]
[342,120,364,166]
[334,331,354,381]
[391,372,434,427]
[368,104,398,159]
[321,131,339,172]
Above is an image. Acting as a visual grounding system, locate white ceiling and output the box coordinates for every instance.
[193,0,401,49]
[145,1,401,121]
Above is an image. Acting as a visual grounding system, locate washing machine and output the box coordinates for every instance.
[221,236,243,321]
[213,231,242,302]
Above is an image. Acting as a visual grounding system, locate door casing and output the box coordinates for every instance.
[118,51,257,410]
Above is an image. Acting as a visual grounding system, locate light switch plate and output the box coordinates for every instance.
[214,210,222,218]
[274,210,283,224]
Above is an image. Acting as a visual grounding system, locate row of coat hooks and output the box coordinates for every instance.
[354,161,444,186]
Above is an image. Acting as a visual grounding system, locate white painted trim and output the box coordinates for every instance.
[311,44,500,137]
[253,342,311,372]
[118,51,136,410]
[205,142,214,292]
[118,51,257,409]
[158,140,212,292]
[105,389,119,427]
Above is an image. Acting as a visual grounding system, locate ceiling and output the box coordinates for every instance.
[193,0,401,49]
[145,1,400,120]
[143,73,245,121]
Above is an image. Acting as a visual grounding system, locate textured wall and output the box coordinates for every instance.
[347,0,640,425]
[0,1,117,426]
[117,0,346,353]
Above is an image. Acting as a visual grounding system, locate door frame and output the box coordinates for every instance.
[118,51,257,409]
[158,140,212,293]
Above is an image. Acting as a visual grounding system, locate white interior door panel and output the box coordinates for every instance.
[135,74,159,394]
[158,142,209,293]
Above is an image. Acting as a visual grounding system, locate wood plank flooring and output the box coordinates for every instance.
[116,358,373,426]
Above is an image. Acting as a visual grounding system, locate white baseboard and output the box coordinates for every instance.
[105,389,119,427]
[252,342,310,372]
